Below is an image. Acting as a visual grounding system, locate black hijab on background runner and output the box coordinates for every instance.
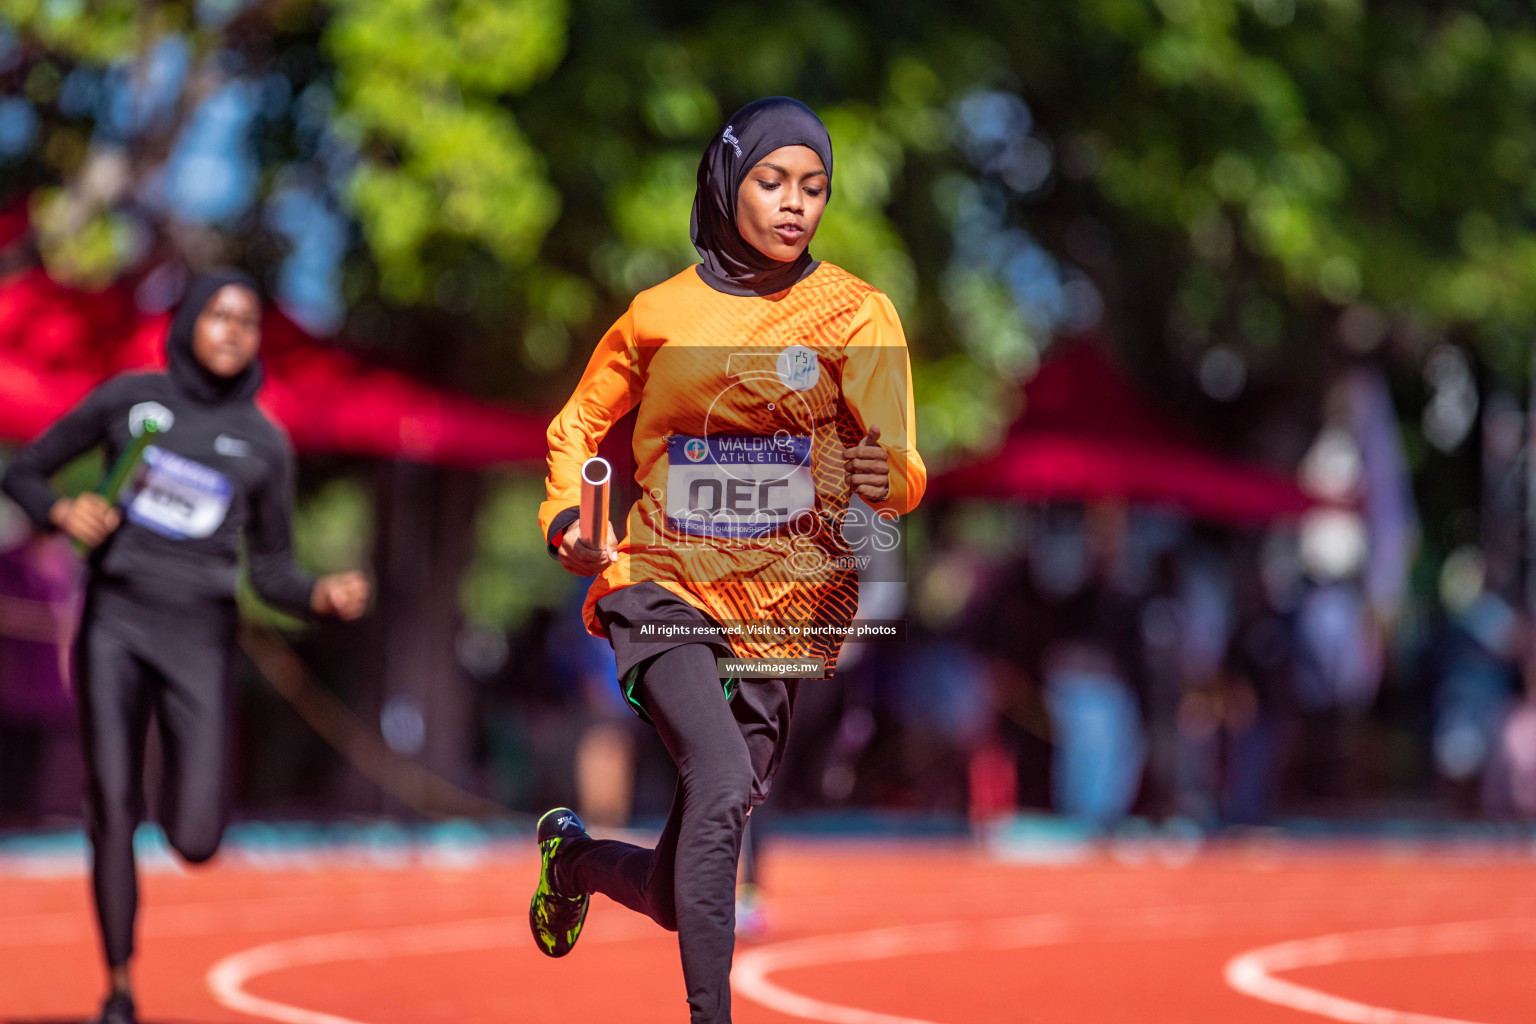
[691,97,834,296]
[166,268,264,404]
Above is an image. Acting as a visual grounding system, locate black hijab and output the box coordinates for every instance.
[166,268,264,405]
[690,97,833,296]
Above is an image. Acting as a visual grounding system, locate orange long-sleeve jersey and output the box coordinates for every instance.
[539,262,925,674]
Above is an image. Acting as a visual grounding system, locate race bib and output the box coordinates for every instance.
[666,434,815,539]
[123,446,233,540]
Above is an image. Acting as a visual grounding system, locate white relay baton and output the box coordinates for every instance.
[580,456,612,548]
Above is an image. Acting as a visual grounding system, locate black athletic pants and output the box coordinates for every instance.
[555,643,796,1024]
[75,584,237,966]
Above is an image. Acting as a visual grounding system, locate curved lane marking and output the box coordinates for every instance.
[207,902,1536,1024]
[1224,918,1536,1024]
[738,911,1536,1024]
[732,913,1072,1024]
[207,914,655,1024]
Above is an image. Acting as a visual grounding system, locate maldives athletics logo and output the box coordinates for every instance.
[683,438,709,463]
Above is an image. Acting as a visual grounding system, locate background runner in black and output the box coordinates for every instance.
[1,270,369,1024]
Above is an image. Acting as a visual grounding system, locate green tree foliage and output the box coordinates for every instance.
[5,0,1536,624]
[994,0,1536,379]
[327,0,567,301]
[0,0,1030,456]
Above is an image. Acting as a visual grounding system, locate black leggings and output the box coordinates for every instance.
[75,586,237,966]
[556,643,795,1024]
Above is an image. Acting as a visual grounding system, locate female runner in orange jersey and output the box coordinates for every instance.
[529,97,925,1023]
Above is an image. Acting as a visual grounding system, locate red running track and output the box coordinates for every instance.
[3,838,1535,1023]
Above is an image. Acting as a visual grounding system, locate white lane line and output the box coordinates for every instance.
[1224,919,1536,1024]
[206,913,655,1024]
[730,901,1309,1024]
[207,901,1536,1024]
[737,909,1536,1024]
[732,913,1073,1024]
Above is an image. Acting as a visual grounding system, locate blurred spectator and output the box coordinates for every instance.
[1044,642,1144,826]
[891,637,991,810]
[1433,547,1523,800]
[1295,581,1382,714]
[1169,540,1237,824]
[867,516,994,811]
[1483,701,1536,820]
[1139,548,1187,819]
[1220,556,1296,826]
[1037,504,1146,827]
[1170,542,1297,829]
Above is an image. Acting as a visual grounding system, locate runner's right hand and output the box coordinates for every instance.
[558,520,616,577]
[50,494,121,548]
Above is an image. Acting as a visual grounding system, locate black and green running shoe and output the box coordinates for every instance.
[529,807,591,958]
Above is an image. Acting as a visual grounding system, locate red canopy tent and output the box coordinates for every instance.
[0,267,547,465]
[931,342,1313,525]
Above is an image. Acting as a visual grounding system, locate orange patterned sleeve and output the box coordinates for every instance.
[538,307,642,542]
[840,291,926,516]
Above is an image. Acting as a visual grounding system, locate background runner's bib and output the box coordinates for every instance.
[123,446,234,540]
[665,433,814,539]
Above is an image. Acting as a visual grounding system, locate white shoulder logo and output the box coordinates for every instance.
[776,345,820,391]
[214,434,252,457]
[129,402,174,437]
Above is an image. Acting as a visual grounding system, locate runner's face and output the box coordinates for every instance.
[735,144,828,263]
[192,284,261,378]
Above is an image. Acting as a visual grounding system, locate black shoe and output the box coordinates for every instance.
[95,991,136,1024]
[529,807,591,958]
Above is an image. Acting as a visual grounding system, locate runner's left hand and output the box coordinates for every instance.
[842,424,890,504]
[312,571,370,620]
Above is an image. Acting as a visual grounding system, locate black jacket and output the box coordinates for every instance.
[3,372,315,615]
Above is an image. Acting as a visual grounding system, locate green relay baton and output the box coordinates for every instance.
[73,420,159,554]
